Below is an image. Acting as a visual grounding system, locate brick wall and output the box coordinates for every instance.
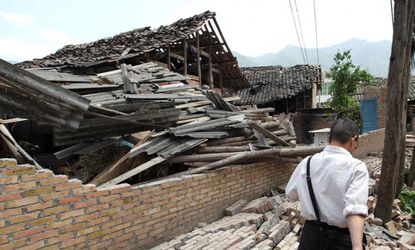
[0,158,294,249]
[363,86,387,129]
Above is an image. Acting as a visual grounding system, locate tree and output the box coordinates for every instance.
[326,50,374,126]
[375,0,415,222]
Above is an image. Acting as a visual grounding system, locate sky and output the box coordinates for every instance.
[0,0,393,62]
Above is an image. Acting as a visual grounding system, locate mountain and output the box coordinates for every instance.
[6,60,19,64]
[233,38,392,77]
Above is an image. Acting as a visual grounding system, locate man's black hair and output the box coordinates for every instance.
[329,118,359,144]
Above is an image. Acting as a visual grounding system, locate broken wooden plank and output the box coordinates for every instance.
[90,131,153,186]
[0,124,42,169]
[248,122,290,146]
[174,96,240,109]
[0,118,27,124]
[100,156,166,188]
[121,63,137,94]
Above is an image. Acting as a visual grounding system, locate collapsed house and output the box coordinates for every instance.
[0,11,322,188]
[0,11,412,250]
[18,11,248,91]
[235,65,322,113]
[0,11,328,249]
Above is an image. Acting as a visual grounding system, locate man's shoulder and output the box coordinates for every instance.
[349,157,368,174]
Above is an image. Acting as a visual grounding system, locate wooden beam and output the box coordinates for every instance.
[183,39,187,75]
[208,47,213,89]
[167,45,171,70]
[248,122,290,146]
[170,52,184,61]
[196,32,202,87]
[211,18,232,53]
[166,146,324,164]
[100,156,166,188]
[211,67,221,74]
[189,44,210,58]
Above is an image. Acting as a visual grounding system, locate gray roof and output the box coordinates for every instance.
[235,65,321,105]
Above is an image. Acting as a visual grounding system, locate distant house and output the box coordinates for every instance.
[234,65,322,113]
[361,77,415,132]
[317,78,332,104]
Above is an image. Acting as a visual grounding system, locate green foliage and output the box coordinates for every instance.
[399,188,415,216]
[326,50,375,128]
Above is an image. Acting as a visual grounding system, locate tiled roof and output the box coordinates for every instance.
[363,77,415,101]
[18,11,214,68]
[235,65,321,105]
[17,11,249,90]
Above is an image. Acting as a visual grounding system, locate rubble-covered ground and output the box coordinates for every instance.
[151,155,415,250]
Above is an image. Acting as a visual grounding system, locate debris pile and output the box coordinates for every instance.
[363,156,415,249]
[151,194,301,250]
[152,157,415,250]
[0,59,323,188]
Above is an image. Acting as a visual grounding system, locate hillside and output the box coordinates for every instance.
[234,38,392,77]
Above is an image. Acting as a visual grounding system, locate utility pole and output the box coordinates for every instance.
[375,0,414,222]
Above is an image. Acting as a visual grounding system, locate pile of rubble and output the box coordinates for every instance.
[0,59,323,188]
[363,157,415,249]
[152,193,302,250]
[152,156,415,250]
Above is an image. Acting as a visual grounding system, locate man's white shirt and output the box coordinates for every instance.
[285,145,369,228]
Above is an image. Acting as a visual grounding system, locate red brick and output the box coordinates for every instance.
[30,215,56,227]
[59,195,83,205]
[2,166,36,176]
[0,223,25,235]
[60,236,86,248]
[6,196,38,208]
[60,209,85,220]
[86,190,110,198]
[8,212,40,224]
[0,193,21,203]
[108,183,131,194]
[54,179,82,191]
[26,200,54,212]
[21,170,53,182]
[0,208,22,219]
[30,229,59,242]
[21,186,54,197]
[39,175,68,186]
[72,199,97,209]
[0,176,18,185]
[48,219,72,229]
[13,226,43,239]
[71,184,97,195]
[0,158,17,168]
[0,235,7,245]
[40,190,70,201]
[0,239,27,250]
[46,233,73,245]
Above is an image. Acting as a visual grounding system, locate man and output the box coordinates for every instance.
[286,118,368,250]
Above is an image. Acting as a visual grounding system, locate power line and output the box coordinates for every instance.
[312,0,320,65]
[288,0,307,64]
[293,0,309,64]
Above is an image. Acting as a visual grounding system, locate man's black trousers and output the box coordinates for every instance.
[298,221,353,250]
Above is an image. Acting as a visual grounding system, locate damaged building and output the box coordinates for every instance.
[0,9,412,250]
[235,65,322,113]
[0,11,345,250]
